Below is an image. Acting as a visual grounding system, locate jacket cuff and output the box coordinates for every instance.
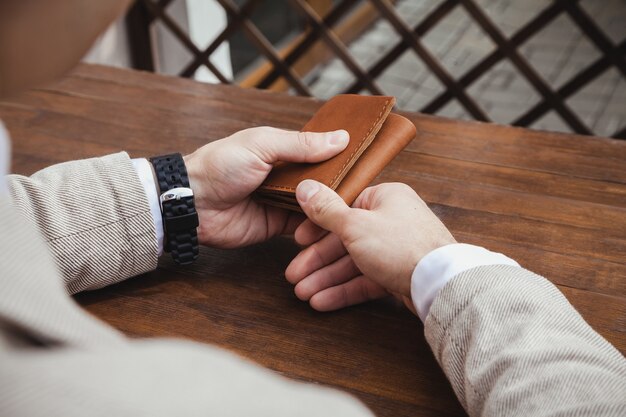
[62,152,159,293]
[423,265,561,363]
[7,152,160,294]
[411,243,520,322]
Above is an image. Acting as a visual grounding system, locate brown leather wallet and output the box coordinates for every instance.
[256,94,416,211]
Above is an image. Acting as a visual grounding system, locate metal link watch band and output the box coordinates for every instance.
[149,153,199,265]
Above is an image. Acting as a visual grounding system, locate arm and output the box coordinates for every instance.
[8,152,159,294]
[7,128,350,294]
[0,337,372,417]
[425,264,626,416]
[288,181,626,416]
[0,124,368,416]
[0,194,370,416]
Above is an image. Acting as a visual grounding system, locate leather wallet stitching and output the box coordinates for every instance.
[328,99,390,189]
[259,184,297,191]
[261,99,391,192]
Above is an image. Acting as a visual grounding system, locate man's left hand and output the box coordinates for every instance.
[183,127,349,249]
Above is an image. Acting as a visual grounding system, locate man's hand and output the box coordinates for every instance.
[183,127,349,249]
[285,181,456,312]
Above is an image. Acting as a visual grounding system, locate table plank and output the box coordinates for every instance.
[1,63,625,417]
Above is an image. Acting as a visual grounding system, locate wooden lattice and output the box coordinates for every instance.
[126,0,626,139]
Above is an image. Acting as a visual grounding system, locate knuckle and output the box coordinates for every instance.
[243,126,267,137]
[382,182,417,197]
[310,243,326,266]
[247,126,273,142]
[391,182,414,193]
[239,126,278,163]
[296,131,317,158]
[297,131,314,147]
[358,282,371,301]
[311,197,345,225]
[294,283,311,301]
[311,196,334,218]
[403,183,417,195]
[339,285,350,306]
[256,126,274,134]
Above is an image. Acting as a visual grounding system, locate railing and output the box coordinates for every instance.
[126,0,626,139]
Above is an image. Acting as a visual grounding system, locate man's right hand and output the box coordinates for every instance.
[285,181,456,312]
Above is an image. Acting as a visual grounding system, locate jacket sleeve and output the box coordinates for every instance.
[7,152,158,294]
[425,265,626,416]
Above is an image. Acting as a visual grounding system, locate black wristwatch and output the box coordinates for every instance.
[149,153,199,265]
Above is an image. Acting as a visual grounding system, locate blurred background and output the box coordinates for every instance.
[85,0,626,139]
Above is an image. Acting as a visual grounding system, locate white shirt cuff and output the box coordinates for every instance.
[411,243,520,322]
[132,158,164,256]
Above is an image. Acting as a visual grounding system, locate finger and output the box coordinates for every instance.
[257,206,303,239]
[352,185,377,210]
[280,211,306,236]
[353,182,419,211]
[309,276,389,312]
[294,254,360,301]
[295,186,384,245]
[285,233,346,284]
[294,218,328,246]
[296,180,351,235]
[244,128,349,164]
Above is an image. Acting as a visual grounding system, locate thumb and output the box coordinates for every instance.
[245,128,349,164]
[296,180,351,235]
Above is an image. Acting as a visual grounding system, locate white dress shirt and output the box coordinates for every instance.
[131,158,165,256]
[0,122,520,323]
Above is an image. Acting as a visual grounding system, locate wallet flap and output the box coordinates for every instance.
[259,95,395,194]
[335,113,416,204]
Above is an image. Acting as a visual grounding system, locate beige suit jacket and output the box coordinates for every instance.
[1,152,624,416]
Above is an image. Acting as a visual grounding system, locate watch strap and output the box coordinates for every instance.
[150,153,199,265]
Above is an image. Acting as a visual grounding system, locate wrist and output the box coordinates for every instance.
[404,234,457,297]
[183,151,212,210]
[183,153,202,203]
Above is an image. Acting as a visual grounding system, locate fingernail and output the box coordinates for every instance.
[297,180,320,203]
[329,130,349,146]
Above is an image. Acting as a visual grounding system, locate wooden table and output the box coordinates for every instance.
[2,64,624,417]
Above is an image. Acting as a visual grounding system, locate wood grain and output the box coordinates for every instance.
[1,64,624,417]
